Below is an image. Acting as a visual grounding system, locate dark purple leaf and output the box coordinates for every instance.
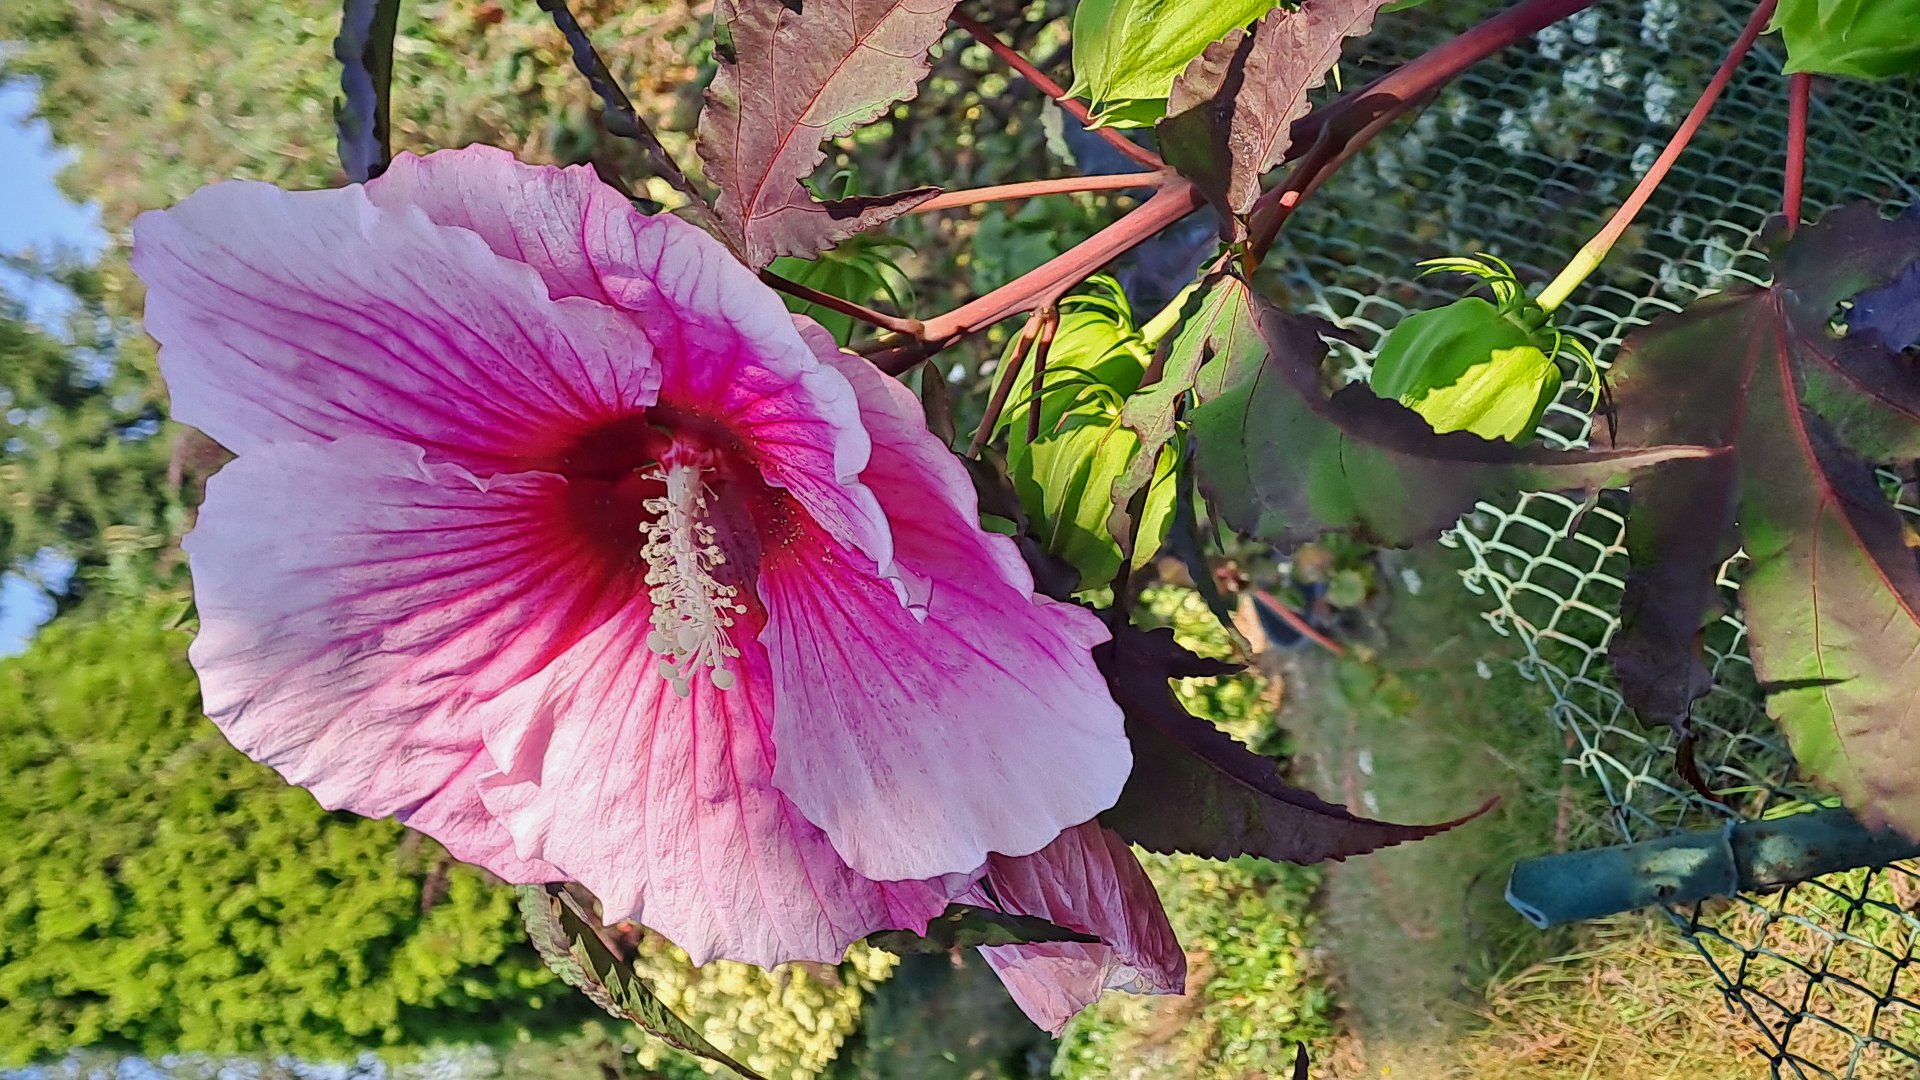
[866,904,1099,954]
[333,0,400,183]
[1185,279,1721,550]
[1606,201,1920,835]
[1852,255,1920,354]
[1158,1,1391,223]
[1098,621,1491,863]
[697,0,952,267]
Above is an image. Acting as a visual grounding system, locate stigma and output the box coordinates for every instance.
[639,461,745,697]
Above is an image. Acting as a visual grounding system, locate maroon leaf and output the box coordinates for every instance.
[698,0,952,267]
[1158,1,1392,224]
[1185,276,1722,550]
[1606,202,1920,834]
[1098,620,1490,863]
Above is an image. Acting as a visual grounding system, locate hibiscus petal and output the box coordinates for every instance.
[757,344,1131,882]
[367,147,627,305]
[369,147,894,571]
[399,751,566,884]
[185,436,632,874]
[474,603,967,968]
[968,822,1185,1035]
[132,176,656,469]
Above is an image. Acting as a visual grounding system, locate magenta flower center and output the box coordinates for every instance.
[641,460,747,695]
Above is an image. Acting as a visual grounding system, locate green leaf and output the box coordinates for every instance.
[1368,296,1562,442]
[1002,280,1179,589]
[865,904,1099,953]
[1108,273,1261,573]
[1605,202,1920,835]
[1067,0,1282,128]
[1771,0,1920,80]
[1184,276,1716,550]
[516,885,765,1080]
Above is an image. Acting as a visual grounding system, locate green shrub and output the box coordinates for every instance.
[0,600,581,1064]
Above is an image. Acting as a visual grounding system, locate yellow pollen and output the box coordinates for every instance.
[639,462,745,696]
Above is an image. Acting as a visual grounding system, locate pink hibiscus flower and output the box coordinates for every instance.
[130,145,1141,971]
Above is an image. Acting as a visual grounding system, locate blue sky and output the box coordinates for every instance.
[1,78,106,653]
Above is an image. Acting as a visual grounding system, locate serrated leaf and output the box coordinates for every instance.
[866,903,1099,953]
[1771,0,1920,80]
[1158,1,1392,219]
[515,885,764,1080]
[333,0,401,182]
[1067,0,1282,128]
[1606,202,1920,835]
[1109,273,1263,566]
[1098,621,1490,862]
[1185,278,1719,550]
[697,0,952,267]
[1003,281,1178,589]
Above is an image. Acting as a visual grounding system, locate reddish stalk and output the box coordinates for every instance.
[1246,90,1432,268]
[911,171,1171,213]
[1251,589,1347,656]
[1025,311,1058,443]
[1784,72,1811,232]
[1536,0,1778,311]
[871,0,1610,373]
[1246,0,1606,262]
[759,269,924,336]
[950,11,1165,171]
[968,308,1052,457]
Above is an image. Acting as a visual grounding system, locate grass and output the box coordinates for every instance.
[1461,862,1920,1080]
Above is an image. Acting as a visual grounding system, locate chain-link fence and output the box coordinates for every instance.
[1265,2,1920,1075]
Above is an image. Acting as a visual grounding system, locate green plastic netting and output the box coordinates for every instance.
[1267,2,1920,1075]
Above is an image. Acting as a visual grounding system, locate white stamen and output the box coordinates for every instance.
[640,462,745,695]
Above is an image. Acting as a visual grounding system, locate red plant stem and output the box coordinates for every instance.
[968,308,1049,457]
[871,0,1609,374]
[759,269,924,336]
[1246,90,1434,268]
[1026,310,1058,443]
[1246,0,1606,261]
[1251,589,1347,657]
[924,183,1204,339]
[950,11,1165,171]
[911,171,1171,213]
[1536,0,1778,310]
[1785,72,1811,232]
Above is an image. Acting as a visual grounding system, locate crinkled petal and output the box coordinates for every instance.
[474,602,968,967]
[367,147,630,306]
[184,436,633,875]
[369,146,894,572]
[757,342,1131,882]
[967,823,1185,1035]
[133,176,657,469]
[399,751,566,883]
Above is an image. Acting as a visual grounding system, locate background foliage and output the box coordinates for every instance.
[0,599,575,1061]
